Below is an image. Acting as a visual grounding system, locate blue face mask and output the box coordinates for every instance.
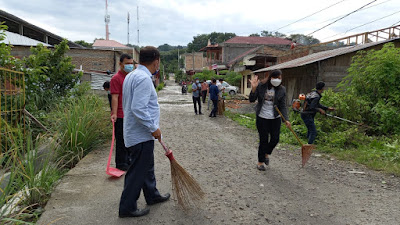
[152,70,159,76]
[124,64,134,73]
[196,80,199,84]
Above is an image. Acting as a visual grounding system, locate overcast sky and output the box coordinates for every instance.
[1,0,399,47]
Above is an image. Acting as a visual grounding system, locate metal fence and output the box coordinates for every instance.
[0,67,25,154]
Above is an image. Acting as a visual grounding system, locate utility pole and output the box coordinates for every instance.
[137,6,140,47]
[127,12,130,45]
[177,48,180,69]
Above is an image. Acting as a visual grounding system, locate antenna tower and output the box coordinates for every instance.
[105,0,110,40]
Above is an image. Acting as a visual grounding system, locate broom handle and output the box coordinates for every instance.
[274,106,303,146]
[159,140,172,154]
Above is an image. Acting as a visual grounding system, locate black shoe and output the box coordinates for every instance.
[212,115,216,117]
[257,165,266,171]
[147,193,171,205]
[199,112,203,115]
[265,158,270,166]
[209,114,212,117]
[116,165,129,171]
[119,208,150,218]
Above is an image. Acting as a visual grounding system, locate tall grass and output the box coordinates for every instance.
[50,94,110,168]
[0,129,61,224]
[1,85,111,223]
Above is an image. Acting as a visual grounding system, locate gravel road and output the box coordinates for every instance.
[37,80,400,225]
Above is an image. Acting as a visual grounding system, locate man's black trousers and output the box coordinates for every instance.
[119,140,161,213]
[115,118,130,170]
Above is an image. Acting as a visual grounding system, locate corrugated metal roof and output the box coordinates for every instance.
[254,38,400,73]
[224,36,292,45]
[93,40,130,49]
[0,9,83,48]
[1,31,51,47]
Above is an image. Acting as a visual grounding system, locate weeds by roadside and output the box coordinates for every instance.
[224,109,400,176]
[1,85,111,224]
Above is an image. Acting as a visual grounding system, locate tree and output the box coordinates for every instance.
[126,43,140,51]
[288,34,320,45]
[260,31,287,38]
[187,32,236,52]
[340,42,400,134]
[74,40,93,48]
[0,23,22,70]
[249,33,261,37]
[158,44,174,52]
[24,39,82,110]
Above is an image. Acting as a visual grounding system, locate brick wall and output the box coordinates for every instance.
[68,48,119,72]
[10,46,121,73]
[184,52,206,72]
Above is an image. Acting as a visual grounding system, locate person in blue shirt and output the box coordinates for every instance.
[209,78,219,117]
[119,46,170,218]
[192,77,202,115]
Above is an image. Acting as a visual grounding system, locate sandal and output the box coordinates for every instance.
[265,158,270,166]
[257,164,266,171]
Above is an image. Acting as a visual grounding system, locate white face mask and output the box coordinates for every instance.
[270,78,282,87]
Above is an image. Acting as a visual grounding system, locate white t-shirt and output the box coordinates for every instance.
[217,81,224,98]
[259,87,278,119]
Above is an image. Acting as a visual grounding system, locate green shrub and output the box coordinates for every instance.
[339,42,400,134]
[51,94,110,168]
[156,82,165,92]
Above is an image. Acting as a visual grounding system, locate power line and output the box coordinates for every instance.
[286,0,392,34]
[322,9,400,41]
[274,0,348,32]
[391,19,400,26]
[345,10,400,33]
[307,0,377,36]
[317,0,392,26]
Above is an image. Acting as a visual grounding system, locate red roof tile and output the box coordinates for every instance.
[93,39,129,48]
[224,36,292,45]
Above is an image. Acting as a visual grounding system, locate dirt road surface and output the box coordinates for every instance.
[38,80,400,225]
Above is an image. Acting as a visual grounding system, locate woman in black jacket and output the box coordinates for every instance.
[249,70,291,171]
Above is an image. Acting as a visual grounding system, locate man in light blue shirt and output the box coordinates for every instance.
[192,77,202,115]
[119,46,170,218]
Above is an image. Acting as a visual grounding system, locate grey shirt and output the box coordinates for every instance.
[192,82,201,97]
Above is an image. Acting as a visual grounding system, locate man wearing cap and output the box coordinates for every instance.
[301,82,335,144]
[192,78,202,115]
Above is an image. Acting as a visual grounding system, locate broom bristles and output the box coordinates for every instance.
[169,159,205,210]
[301,144,315,167]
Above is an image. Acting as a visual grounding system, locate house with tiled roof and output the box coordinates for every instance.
[93,39,131,50]
[253,38,400,104]
[221,36,292,64]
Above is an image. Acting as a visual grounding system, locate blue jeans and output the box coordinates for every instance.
[301,114,317,144]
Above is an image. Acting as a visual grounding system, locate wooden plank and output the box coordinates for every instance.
[286,78,297,104]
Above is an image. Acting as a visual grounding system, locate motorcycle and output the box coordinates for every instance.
[182,84,188,94]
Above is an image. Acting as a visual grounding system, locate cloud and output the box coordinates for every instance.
[1,0,399,46]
